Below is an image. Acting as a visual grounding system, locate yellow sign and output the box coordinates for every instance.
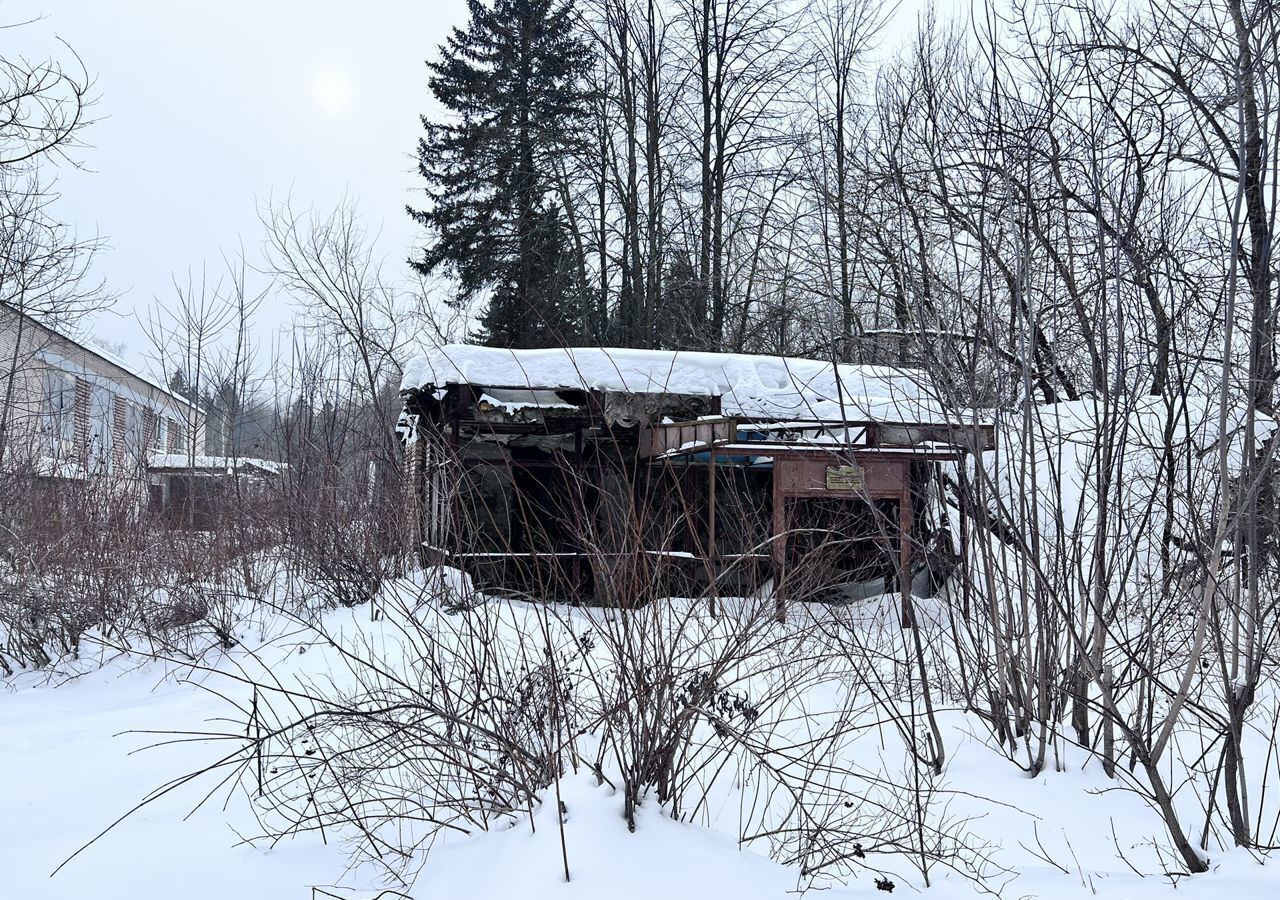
[826,464,864,491]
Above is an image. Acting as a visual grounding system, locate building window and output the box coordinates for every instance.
[88,386,113,474]
[124,401,145,471]
[151,415,168,452]
[41,370,76,452]
[169,418,187,454]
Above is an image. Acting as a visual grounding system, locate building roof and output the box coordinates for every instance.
[148,453,285,475]
[400,344,947,424]
[1,301,197,409]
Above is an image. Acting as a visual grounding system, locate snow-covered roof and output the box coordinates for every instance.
[77,341,197,409]
[2,301,197,409]
[400,345,946,423]
[148,453,286,475]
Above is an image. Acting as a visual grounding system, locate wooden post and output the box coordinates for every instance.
[899,463,915,629]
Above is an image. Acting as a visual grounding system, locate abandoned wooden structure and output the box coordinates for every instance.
[399,346,992,620]
[147,454,286,530]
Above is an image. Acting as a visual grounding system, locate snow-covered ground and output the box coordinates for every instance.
[2,647,337,899]
[3,622,865,900]
[8,579,1280,900]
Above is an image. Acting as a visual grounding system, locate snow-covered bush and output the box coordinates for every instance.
[188,568,1000,893]
[0,470,280,673]
[939,389,1280,873]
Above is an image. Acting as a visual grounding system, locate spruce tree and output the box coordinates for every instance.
[410,0,593,349]
[169,367,198,404]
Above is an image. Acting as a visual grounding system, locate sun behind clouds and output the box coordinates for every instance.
[310,66,356,117]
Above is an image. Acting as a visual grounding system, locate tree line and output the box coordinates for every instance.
[412,0,1279,411]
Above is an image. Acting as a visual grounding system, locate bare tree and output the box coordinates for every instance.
[0,25,101,467]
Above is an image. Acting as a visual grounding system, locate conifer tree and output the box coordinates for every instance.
[409,0,593,348]
[169,367,198,404]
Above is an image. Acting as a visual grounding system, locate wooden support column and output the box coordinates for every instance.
[899,462,916,629]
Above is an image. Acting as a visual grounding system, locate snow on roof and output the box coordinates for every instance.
[400,345,947,423]
[79,341,197,408]
[2,301,197,408]
[148,453,286,475]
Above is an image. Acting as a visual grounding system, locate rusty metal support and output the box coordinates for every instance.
[772,466,786,622]
[707,447,718,615]
[572,420,584,594]
[899,464,915,629]
[708,447,717,561]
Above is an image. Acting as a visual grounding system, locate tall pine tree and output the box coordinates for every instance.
[410,0,593,349]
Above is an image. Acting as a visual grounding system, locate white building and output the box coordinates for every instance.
[0,301,204,484]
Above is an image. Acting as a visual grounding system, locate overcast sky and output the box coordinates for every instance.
[5,0,469,375]
[6,0,933,381]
